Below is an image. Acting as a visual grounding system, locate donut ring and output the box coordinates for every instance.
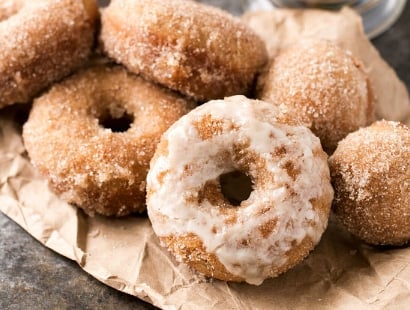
[147,96,333,284]
[0,0,98,109]
[100,0,268,101]
[23,65,194,217]
[257,39,375,153]
[329,121,410,246]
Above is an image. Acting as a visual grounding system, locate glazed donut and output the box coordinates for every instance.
[329,120,410,246]
[100,0,268,101]
[257,39,375,153]
[0,0,98,109]
[23,66,194,217]
[147,96,333,284]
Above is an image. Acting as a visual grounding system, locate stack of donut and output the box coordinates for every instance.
[1,0,408,285]
[21,0,268,217]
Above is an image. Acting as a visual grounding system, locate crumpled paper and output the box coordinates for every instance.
[1,8,410,310]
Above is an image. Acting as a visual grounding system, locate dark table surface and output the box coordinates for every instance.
[1,1,409,309]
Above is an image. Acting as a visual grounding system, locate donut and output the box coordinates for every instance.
[0,0,98,109]
[147,96,333,284]
[257,39,375,153]
[100,0,268,101]
[23,65,195,217]
[329,120,410,246]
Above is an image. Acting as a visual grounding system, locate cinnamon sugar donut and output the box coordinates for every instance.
[147,96,333,284]
[23,66,194,217]
[329,121,410,246]
[257,39,375,153]
[100,0,268,101]
[0,0,98,109]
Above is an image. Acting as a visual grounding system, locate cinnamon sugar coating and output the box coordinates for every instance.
[257,39,375,153]
[100,0,268,101]
[0,0,23,21]
[0,0,98,109]
[147,96,333,284]
[23,65,194,217]
[329,121,410,245]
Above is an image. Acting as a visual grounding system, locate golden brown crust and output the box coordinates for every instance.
[329,121,410,245]
[161,234,244,282]
[159,186,329,282]
[100,0,268,101]
[23,65,195,216]
[257,39,375,153]
[0,0,98,109]
[162,233,315,282]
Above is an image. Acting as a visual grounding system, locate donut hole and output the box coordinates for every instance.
[219,171,253,206]
[98,109,134,132]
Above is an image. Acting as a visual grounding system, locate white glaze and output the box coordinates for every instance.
[147,96,333,285]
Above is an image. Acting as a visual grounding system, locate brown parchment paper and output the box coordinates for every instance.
[1,8,410,310]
